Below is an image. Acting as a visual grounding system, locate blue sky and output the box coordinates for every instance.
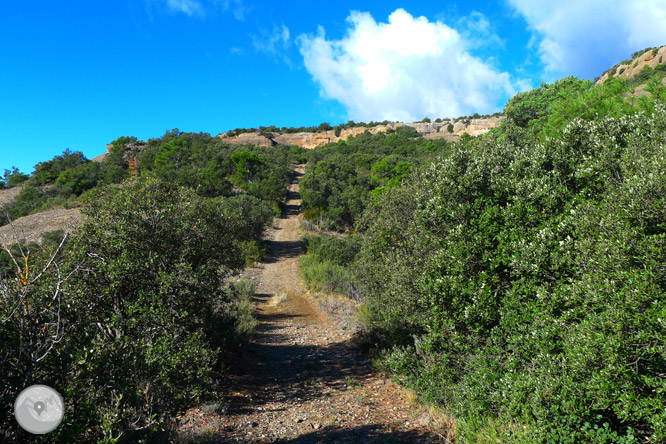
[2,0,665,174]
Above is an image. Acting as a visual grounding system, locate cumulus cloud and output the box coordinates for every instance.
[508,0,666,79]
[298,9,516,122]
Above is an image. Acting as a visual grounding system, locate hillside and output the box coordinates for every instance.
[596,45,666,84]
[218,117,503,148]
[0,208,80,246]
[0,186,22,208]
[0,117,479,243]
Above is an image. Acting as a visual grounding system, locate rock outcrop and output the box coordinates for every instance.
[218,117,504,149]
[596,45,666,85]
[95,117,504,159]
[221,133,276,147]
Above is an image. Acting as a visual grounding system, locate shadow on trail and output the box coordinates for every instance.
[225,320,372,415]
[262,168,305,263]
[227,164,369,412]
[283,190,301,217]
[263,239,303,262]
[211,331,451,443]
[283,168,304,217]
[181,424,445,444]
[274,424,444,444]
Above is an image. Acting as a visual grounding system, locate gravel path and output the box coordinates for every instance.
[177,166,451,443]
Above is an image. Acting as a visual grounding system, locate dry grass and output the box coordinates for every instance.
[394,385,458,443]
[307,290,363,334]
[267,290,288,307]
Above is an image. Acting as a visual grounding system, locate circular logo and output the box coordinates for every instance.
[14,385,64,434]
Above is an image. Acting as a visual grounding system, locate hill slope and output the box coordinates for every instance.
[596,45,666,84]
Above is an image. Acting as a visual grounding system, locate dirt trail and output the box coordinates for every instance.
[179,166,448,443]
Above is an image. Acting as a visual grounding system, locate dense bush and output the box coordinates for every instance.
[2,167,30,188]
[300,157,374,230]
[300,128,448,230]
[0,147,135,220]
[0,232,74,442]
[355,106,666,442]
[32,149,88,186]
[1,131,297,221]
[501,73,666,145]
[0,177,271,442]
[504,76,592,129]
[137,130,293,209]
[222,194,274,264]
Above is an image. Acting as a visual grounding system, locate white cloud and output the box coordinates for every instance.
[156,0,248,19]
[457,11,505,50]
[508,0,666,79]
[166,0,204,17]
[298,9,516,122]
[216,0,248,21]
[252,24,293,66]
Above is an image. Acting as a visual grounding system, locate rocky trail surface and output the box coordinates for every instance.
[177,166,450,443]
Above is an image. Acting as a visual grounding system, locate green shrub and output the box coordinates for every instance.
[0,232,75,442]
[300,234,360,298]
[221,194,274,242]
[135,132,292,206]
[32,149,88,186]
[0,177,267,442]
[300,254,352,294]
[300,129,447,230]
[317,122,332,132]
[240,240,265,265]
[289,146,309,164]
[503,76,592,129]
[632,65,656,85]
[2,167,29,188]
[0,184,70,220]
[356,105,666,442]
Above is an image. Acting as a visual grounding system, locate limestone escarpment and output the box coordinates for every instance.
[221,133,277,147]
[217,117,504,149]
[98,117,505,158]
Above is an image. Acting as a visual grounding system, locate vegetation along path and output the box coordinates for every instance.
[178,165,449,443]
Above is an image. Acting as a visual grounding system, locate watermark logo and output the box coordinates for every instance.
[14,385,64,434]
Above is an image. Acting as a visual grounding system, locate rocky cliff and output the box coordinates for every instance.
[596,45,666,85]
[218,117,504,149]
[97,117,504,155]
